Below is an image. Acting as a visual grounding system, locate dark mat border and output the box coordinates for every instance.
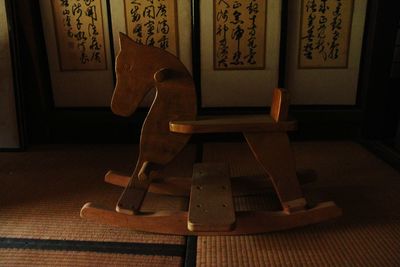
[183,141,203,266]
[184,236,197,267]
[0,237,185,257]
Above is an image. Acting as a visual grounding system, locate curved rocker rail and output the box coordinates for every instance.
[81,202,342,236]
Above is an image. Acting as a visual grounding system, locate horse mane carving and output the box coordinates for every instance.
[113,33,197,213]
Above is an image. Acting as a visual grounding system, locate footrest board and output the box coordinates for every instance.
[188,163,236,232]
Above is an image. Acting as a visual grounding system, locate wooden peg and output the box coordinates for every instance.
[138,161,153,181]
[282,198,307,213]
[105,170,130,186]
[153,68,171,82]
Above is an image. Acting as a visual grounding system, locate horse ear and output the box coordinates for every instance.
[119,32,132,50]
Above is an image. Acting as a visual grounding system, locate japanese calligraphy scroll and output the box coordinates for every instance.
[40,0,114,106]
[214,0,267,70]
[109,1,191,71]
[108,0,191,107]
[201,0,281,107]
[52,0,107,70]
[299,0,354,68]
[285,0,367,105]
[124,0,178,56]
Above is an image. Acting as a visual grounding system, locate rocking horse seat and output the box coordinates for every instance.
[170,114,297,134]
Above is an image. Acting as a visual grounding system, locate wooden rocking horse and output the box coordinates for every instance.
[80,33,341,235]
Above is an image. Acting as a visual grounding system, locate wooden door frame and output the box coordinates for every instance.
[0,0,26,151]
[358,0,400,140]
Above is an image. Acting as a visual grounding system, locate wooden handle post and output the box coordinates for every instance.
[138,161,153,181]
[270,88,289,122]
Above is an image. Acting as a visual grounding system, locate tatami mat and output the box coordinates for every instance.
[198,142,400,266]
[0,249,182,267]
[0,144,195,266]
[1,142,400,266]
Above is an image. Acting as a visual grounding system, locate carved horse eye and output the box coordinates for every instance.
[123,63,133,72]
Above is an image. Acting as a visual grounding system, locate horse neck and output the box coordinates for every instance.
[153,71,197,118]
[131,70,197,176]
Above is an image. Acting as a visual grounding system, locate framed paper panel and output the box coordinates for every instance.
[109,0,192,73]
[299,0,354,69]
[0,0,20,149]
[201,0,282,107]
[40,0,114,107]
[286,0,367,105]
[214,0,267,70]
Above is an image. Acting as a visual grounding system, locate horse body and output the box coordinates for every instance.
[112,34,197,212]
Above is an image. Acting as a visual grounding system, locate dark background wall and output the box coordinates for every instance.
[6,0,400,146]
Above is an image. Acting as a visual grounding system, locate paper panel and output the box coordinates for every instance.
[110,0,192,72]
[201,0,281,107]
[124,0,178,56]
[214,0,267,70]
[40,0,114,107]
[299,0,354,68]
[52,0,107,70]
[110,0,192,107]
[286,0,367,105]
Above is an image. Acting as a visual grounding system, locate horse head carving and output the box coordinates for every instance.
[111,33,196,118]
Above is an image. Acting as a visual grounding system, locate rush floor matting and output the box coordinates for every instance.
[0,142,399,266]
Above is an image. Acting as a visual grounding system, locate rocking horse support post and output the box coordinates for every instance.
[244,88,305,213]
[80,33,341,235]
[244,132,306,212]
